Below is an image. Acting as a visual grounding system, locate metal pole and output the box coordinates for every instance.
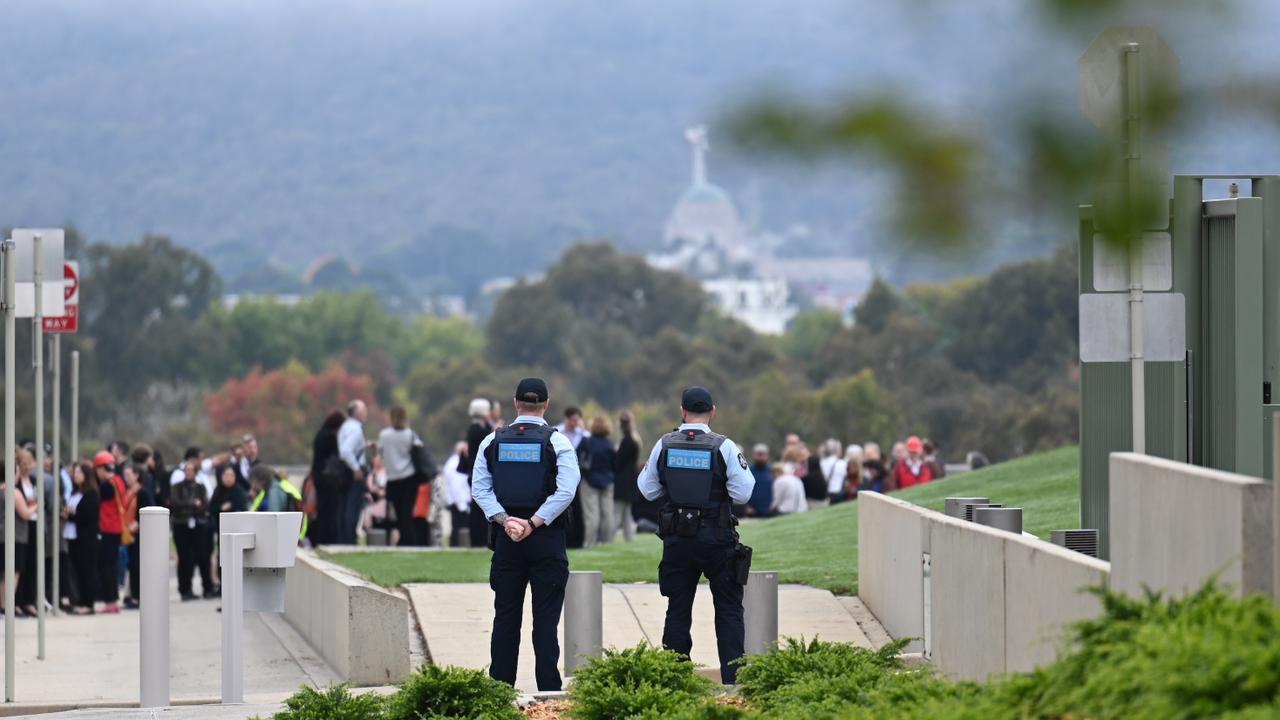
[563,570,602,676]
[70,351,78,465]
[33,234,46,659]
[743,570,779,656]
[1125,42,1146,455]
[4,240,16,702]
[221,532,254,704]
[51,334,59,616]
[140,507,170,708]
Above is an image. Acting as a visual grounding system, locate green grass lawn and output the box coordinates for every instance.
[326,446,1080,595]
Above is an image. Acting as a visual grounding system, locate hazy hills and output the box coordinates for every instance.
[2,0,1280,295]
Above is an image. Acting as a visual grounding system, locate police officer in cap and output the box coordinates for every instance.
[637,386,755,684]
[471,377,581,691]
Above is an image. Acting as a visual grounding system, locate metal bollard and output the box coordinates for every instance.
[563,570,602,676]
[140,507,171,708]
[743,570,778,656]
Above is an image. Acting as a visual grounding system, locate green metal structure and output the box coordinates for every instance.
[1079,175,1280,558]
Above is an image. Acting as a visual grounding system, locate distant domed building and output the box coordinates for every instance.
[659,126,752,278]
[649,126,796,334]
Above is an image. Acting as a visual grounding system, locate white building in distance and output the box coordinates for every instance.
[649,126,798,334]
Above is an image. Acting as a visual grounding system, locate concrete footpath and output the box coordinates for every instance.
[407,582,881,691]
[0,567,336,717]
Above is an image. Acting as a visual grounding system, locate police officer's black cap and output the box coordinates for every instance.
[515,377,549,403]
[681,386,714,413]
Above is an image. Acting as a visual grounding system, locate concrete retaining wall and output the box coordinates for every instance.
[283,549,412,685]
[856,492,926,653]
[858,492,1109,680]
[1110,453,1273,598]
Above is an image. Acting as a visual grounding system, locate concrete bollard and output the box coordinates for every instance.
[140,507,171,708]
[563,570,603,676]
[743,570,779,656]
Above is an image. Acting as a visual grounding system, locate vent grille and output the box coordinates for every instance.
[944,497,990,519]
[963,502,1002,522]
[1050,529,1100,558]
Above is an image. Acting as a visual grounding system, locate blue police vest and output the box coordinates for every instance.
[657,429,729,512]
[487,423,558,514]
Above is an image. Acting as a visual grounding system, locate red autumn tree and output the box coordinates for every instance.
[205,361,381,463]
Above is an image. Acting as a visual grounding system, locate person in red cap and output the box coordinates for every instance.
[890,436,934,490]
[93,451,126,614]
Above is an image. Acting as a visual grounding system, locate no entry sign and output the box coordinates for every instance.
[43,261,78,334]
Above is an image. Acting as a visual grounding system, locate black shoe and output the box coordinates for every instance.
[180,592,198,601]
[123,598,140,610]
[203,587,220,599]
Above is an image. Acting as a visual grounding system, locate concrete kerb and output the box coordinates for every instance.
[283,549,412,686]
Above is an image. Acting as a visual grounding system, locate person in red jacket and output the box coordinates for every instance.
[94,451,126,614]
[891,436,934,490]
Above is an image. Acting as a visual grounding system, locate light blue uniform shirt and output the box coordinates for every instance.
[471,416,581,524]
[637,423,755,506]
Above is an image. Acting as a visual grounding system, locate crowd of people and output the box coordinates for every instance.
[737,433,955,519]
[0,434,303,616]
[304,397,967,551]
[0,395,975,617]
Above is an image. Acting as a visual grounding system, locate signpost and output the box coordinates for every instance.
[1,231,67,697]
[46,260,76,620]
[1079,27,1179,455]
[3,240,14,702]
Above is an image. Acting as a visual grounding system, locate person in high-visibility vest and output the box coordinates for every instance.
[249,465,308,540]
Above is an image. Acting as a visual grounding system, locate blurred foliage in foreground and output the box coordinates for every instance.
[723,0,1257,256]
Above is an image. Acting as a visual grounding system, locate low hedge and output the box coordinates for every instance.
[264,582,1280,720]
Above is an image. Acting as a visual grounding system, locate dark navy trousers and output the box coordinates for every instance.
[658,528,745,684]
[489,523,569,691]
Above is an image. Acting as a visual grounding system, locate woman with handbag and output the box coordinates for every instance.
[378,406,435,546]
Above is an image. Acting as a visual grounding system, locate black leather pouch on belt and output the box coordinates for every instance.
[659,509,676,538]
[734,543,753,585]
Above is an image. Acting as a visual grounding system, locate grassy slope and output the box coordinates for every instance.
[327,446,1080,595]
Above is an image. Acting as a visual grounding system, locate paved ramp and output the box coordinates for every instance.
[406,583,875,691]
[0,570,335,715]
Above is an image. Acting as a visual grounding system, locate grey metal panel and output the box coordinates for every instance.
[1252,177,1280,402]
[1201,198,1266,477]
[1204,213,1237,470]
[1091,232,1173,291]
[1079,292,1185,362]
[1080,361,1130,559]
[1232,198,1266,477]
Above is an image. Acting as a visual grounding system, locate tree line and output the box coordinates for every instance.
[16,230,1078,465]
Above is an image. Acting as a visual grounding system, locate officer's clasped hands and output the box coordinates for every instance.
[505,516,532,542]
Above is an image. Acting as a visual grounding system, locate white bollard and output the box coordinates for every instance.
[140,507,170,708]
[743,570,779,656]
[563,570,603,676]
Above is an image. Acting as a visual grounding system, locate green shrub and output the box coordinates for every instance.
[999,584,1280,720]
[265,684,384,720]
[383,664,521,720]
[568,643,715,720]
[633,699,757,719]
[733,637,909,711]
[815,584,1280,720]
